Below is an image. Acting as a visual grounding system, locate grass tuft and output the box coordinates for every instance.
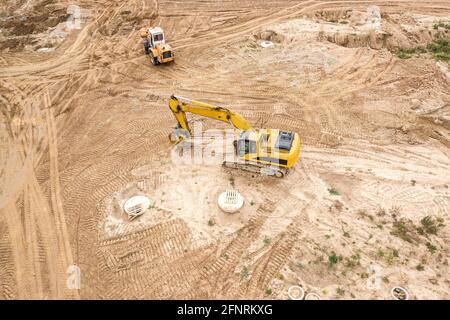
[328,186,340,196]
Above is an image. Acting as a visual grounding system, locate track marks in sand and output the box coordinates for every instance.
[0,90,78,298]
[2,0,450,299]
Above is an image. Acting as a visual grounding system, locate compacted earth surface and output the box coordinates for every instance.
[1,0,450,299]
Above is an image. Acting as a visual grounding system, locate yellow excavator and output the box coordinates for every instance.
[168,95,301,177]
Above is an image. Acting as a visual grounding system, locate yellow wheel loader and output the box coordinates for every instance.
[140,26,174,65]
[168,95,301,178]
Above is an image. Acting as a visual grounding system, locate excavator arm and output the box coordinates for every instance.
[168,95,252,139]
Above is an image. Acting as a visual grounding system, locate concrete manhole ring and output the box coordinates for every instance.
[305,292,321,300]
[218,190,244,213]
[288,285,305,300]
[123,195,150,220]
[391,286,409,300]
[259,40,274,48]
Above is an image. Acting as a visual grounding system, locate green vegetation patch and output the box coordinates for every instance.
[328,251,343,267]
[396,47,427,59]
[427,38,450,62]
[391,219,420,243]
[417,216,445,236]
[396,37,450,62]
[328,186,340,196]
[433,22,450,30]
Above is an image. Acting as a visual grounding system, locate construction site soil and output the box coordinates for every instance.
[1,0,450,299]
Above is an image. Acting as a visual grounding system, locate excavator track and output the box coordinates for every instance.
[222,161,288,178]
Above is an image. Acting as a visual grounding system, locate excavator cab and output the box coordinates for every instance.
[236,130,258,158]
[236,129,300,170]
[237,139,257,157]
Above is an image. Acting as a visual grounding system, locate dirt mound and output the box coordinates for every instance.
[313,9,352,23]
[310,8,450,51]
[0,0,69,51]
[253,30,285,43]
[323,18,449,51]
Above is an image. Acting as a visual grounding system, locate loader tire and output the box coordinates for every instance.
[275,170,285,178]
[150,53,158,65]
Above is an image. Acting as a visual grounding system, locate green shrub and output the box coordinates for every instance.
[240,267,250,279]
[263,236,272,246]
[345,254,361,268]
[399,51,413,59]
[426,242,437,254]
[336,287,345,296]
[391,219,420,243]
[427,38,450,62]
[328,187,340,196]
[433,22,450,30]
[396,47,426,59]
[419,216,443,235]
[328,251,342,267]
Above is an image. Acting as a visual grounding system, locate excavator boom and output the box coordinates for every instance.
[168,95,252,135]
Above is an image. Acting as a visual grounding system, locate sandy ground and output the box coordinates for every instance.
[1,0,450,299]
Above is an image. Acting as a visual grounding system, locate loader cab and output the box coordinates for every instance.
[148,27,165,48]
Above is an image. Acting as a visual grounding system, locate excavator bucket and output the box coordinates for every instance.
[168,126,190,144]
